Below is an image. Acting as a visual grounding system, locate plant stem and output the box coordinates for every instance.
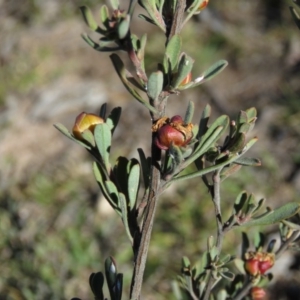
[168,0,186,40]
[276,230,300,258]
[232,278,252,300]
[202,169,223,300]
[213,169,223,250]
[129,2,188,297]
[130,138,161,300]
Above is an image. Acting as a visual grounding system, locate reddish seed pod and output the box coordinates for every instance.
[259,256,274,274]
[250,287,266,300]
[244,258,260,276]
[155,124,186,150]
[153,115,193,150]
[244,251,275,277]
[198,0,209,11]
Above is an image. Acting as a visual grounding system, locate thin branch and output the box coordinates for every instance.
[213,169,223,250]
[168,0,186,40]
[276,230,300,258]
[202,169,223,300]
[232,278,252,300]
[130,135,162,300]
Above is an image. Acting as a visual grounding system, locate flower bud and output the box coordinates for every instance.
[152,116,193,150]
[250,287,266,300]
[72,112,104,140]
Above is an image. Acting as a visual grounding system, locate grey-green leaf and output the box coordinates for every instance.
[169,144,183,167]
[54,123,91,150]
[110,0,119,10]
[128,164,140,210]
[81,33,120,52]
[172,153,239,183]
[94,123,112,171]
[118,15,130,39]
[137,148,150,190]
[81,129,95,147]
[139,0,166,31]
[217,289,227,300]
[93,162,121,215]
[106,107,122,135]
[173,54,194,89]
[182,256,191,269]
[234,157,261,167]
[198,104,211,138]
[119,192,133,243]
[201,60,228,82]
[163,34,182,72]
[190,60,228,88]
[105,180,120,208]
[220,270,235,281]
[80,6,99,31]
[100,5,109,28]
[110,54,157,114]
[147,71,164,101]
[184,101,194,123]
[240,202,300,227]
[245,107,257,121]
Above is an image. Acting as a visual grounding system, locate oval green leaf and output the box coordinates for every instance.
[80,6,99,31]
[147,71,163,101]
[94,123,112,171]
[241,202,300,227]
[53,123,92,150]
[128,164,140,210]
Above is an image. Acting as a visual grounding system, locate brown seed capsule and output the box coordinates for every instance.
[72,112,104,140]
[152,115,193,150]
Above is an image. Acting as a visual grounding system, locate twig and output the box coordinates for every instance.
[212,169,223,250]
[168,0,186,40]
[130,84,164,298]
[202,169,223,300]
[130,141,161,300]
[232,278,252,300]
[276,230,300,258]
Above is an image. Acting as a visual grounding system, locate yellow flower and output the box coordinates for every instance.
[72,112,104,140]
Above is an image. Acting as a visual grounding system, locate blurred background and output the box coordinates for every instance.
[1,0,300,299]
